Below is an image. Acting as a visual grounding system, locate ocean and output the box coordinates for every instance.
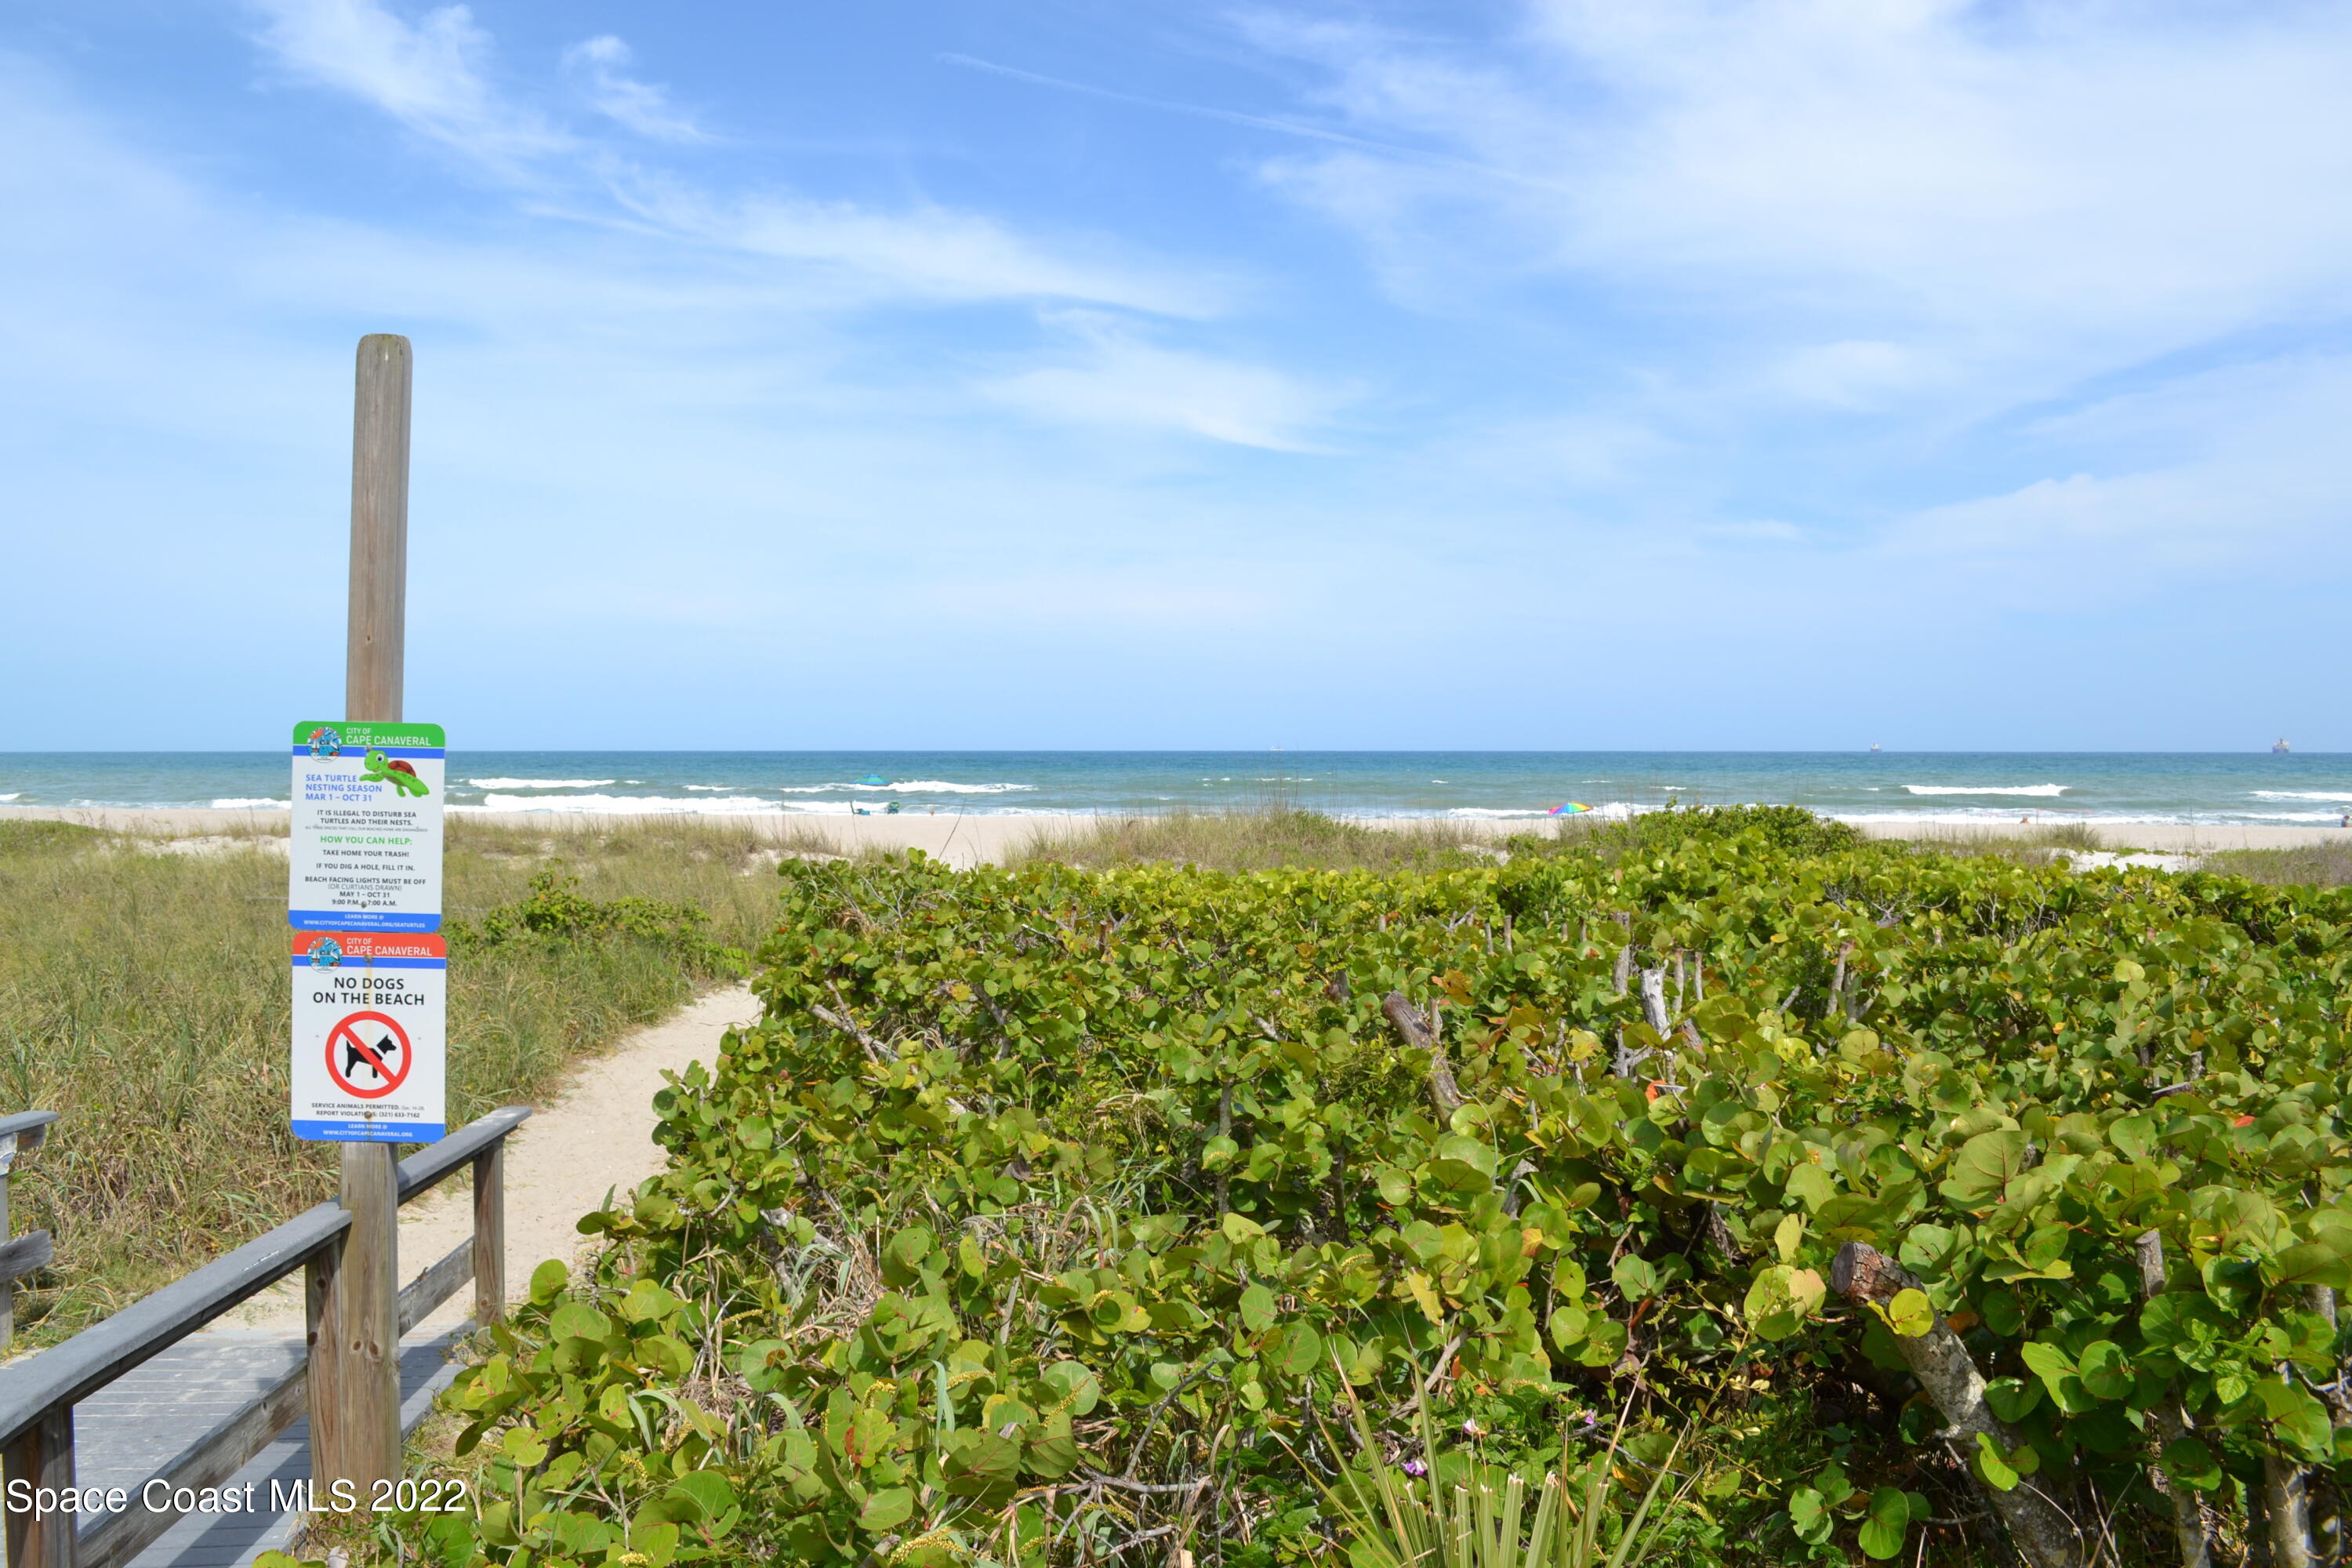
[2,751,2347,827]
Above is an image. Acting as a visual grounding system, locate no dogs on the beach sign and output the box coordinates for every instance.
[288,718,446,1142]
[289,927,446,1142]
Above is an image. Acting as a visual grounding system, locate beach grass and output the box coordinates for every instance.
[1012,806,1496,873]
[0,817,790,1344]
[2198,838,2352,887]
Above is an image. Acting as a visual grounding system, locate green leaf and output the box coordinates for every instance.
[528,1258,568,1305]
[858,1486,916,1533]
[1613,1254,1659,1301]
[1886,1288,1933,1338]
[1040,1360,1101,1415]
[1432,1134,1497,1178]
[1240,1283,1278,1334]
[1940,1130,2027,1207]
[2257,1378,2336,1461]
[1788,1486,1833,1546]
[1973,1433,2020,1492]
[1858,1488,1910,1560]
[1784,1163,1838,1212]
[2078,1340,2133,1401]
[943,1432,1023,1497]
[2161,1437,2222,1491]
[2269,1238,2352,1291]
[1984,1377,2043,1424]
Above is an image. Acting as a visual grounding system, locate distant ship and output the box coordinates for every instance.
[2274,739,2292,754]
[1870,743,1882,753]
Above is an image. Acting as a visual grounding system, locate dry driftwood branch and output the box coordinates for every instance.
[1831,1243,2083,1568]
[811,1000,896,1064]
[2135,1231,2214,1568]
[1638,967,1671,1035]
[812,994,973,1114]
[1381,992,1463,1112]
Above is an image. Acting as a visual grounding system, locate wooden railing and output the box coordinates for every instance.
[0,1105,531,1568]
[0,1113,58,1356]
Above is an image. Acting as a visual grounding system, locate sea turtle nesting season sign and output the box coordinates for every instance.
[289,721,446,1142]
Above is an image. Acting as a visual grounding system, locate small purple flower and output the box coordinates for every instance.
[1402,1459,1429,1478]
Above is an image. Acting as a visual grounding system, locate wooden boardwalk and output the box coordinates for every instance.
[67,1328,464,1568]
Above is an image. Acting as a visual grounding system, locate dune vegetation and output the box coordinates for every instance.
[372,806,2352,1568]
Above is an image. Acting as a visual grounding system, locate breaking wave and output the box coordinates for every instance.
[1903,784,2067,797]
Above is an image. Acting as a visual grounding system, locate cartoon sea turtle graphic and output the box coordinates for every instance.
[361,750,431,797]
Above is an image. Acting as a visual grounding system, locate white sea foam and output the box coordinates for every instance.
[465,778,615,789]
[2252,790,2352,803]
[0,793,18,802]
[776,780,1034,795]
[462,793,774,815]
[1903,784,2068,797]
[1445,808,1553,818]
[212,797,290,809]
[684,784,736,792]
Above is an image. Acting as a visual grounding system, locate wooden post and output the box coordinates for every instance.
[1,1143,13,1356]
[308,334,412,1508]
[346,335,411,724]
[3,1406,75,1568]
[471,1143,504,1327]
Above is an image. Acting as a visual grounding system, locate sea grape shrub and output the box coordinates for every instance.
[390,820,2352,1568]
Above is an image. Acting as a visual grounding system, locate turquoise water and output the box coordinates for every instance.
[2,751,2347,826]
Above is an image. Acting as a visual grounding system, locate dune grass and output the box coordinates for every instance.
[2198,838,2352,887]
[0,816,793,1344]
[1013,806,1499,873]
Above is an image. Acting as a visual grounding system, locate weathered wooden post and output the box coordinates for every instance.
[0,1113,58,1354]
[306,334,412,1503]
[472,1142,505,1327]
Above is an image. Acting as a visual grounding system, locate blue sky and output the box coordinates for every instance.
[4,0,2350,750]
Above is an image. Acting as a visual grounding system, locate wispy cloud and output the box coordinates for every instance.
[938,51,1524,182]
[562,35,710,144]
[984,313,1346,450]
[241,0,1225,315]
[246,0,569,169]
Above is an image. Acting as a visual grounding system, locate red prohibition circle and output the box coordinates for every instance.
[325,1011,413,1099]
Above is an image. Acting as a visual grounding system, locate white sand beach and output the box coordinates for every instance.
[3,802,2343,866]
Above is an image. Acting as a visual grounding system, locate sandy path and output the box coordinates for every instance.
[212,983,761,1334]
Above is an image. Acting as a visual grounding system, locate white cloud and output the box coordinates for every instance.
[1880,353,2352,601]
[1773,339,1941,409]
[241,2,1219,316]
[562,35,710,144]
[608,180,1226,317]
[983,314,1347,450]
[247,0,569,169]
[1250,2,2352,400]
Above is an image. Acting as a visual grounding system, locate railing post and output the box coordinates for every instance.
[3,1406,76,1568]
[471,1143,505,1327]
[1,1142,15,1356]
[308,332,412,1508]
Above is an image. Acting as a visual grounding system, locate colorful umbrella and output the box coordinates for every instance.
[1548,801,1593,816]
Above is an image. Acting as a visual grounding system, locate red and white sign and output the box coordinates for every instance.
[290,931,445,1142]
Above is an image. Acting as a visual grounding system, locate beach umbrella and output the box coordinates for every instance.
[855,774,889,786]
[1548,801,1593,816]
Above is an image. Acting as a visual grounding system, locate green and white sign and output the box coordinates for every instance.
[289,720,445,935]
